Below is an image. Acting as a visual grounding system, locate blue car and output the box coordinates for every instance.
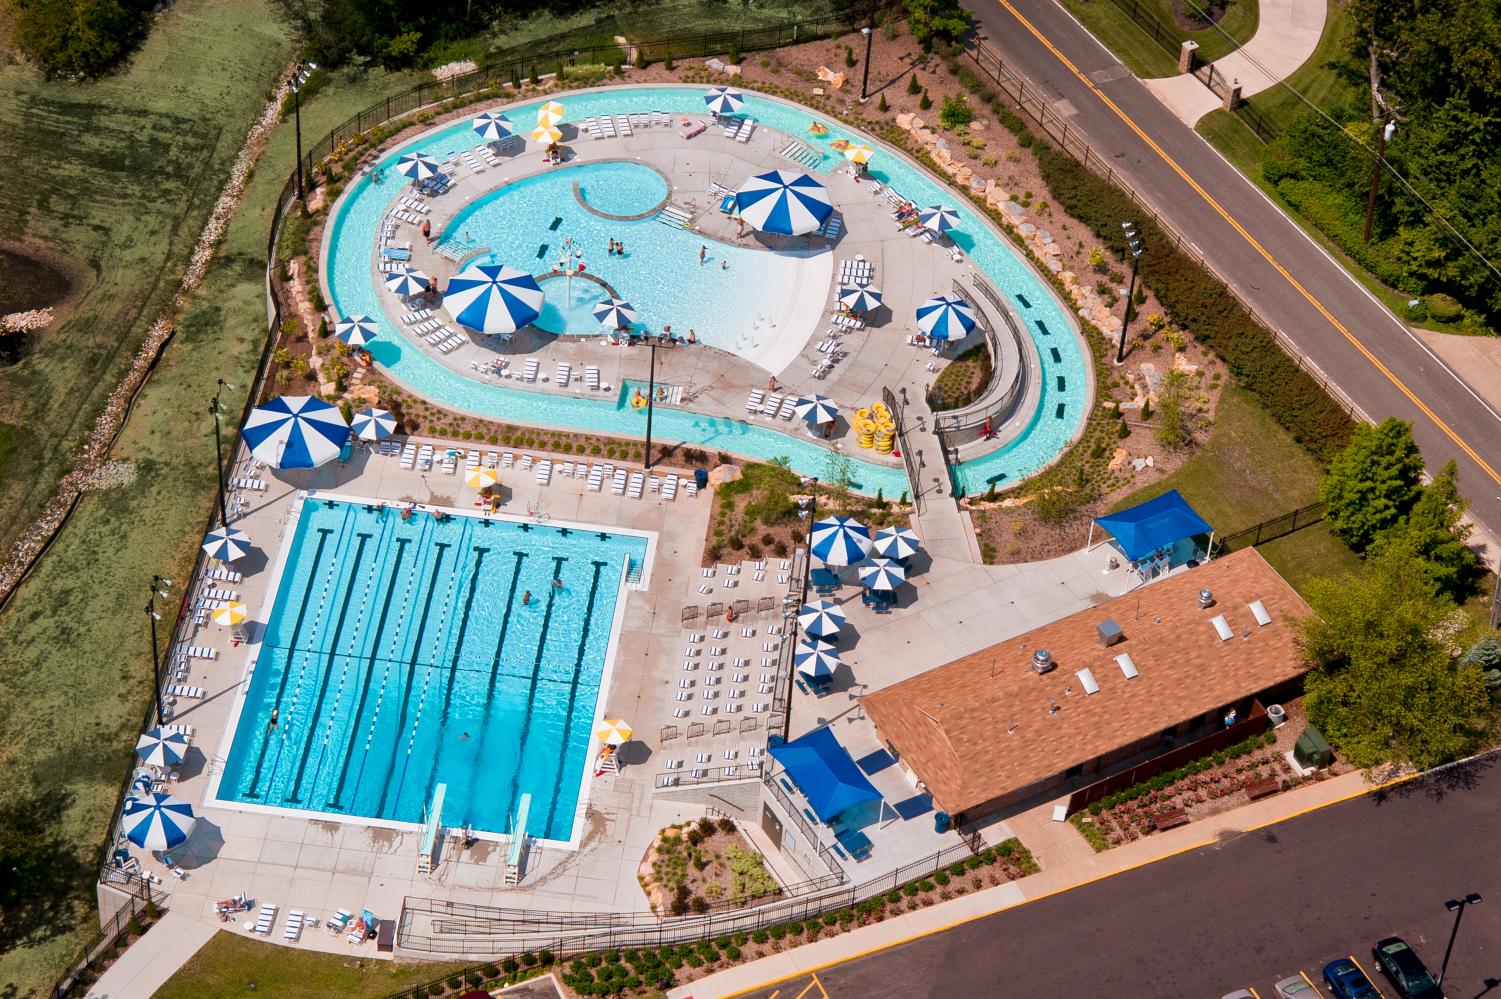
[1324,958,1380,999]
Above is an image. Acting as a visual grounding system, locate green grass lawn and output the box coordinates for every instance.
[152,932,472,999]
[0,36,428,999]
[1058,0,1259,78]
[1113,385,1359,594]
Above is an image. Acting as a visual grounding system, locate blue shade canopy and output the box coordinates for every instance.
[122,792,196,850]
[838,284,882,312]
[793,638,841,677]
[918,205,961,233]
[704,86,745,114]
[735,169,833,236]
[873,525,920,560]
[793,394,838,425]
[202,525,249,562]
[471,110,514,142]
[809,515,871,566]
[444,263,544,334]
[385,268,429,298]
[351,406,397,441]
[135,728,189,769]
[858,558,906,591]
[242,395,350,469]
[916,295,976,341]
[395,152,442,181]
[1092,489,1213,562]
[592,298,638,328]
[334,314,379,347]
[797,600,846,639]
[769,726,882,823]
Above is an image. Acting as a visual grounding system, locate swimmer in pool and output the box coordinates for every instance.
[267,707,279,735]
[552,578,564,590]
[522,590,532,606]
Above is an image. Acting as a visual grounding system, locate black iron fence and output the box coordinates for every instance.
[1216,502,1326,552]
[50,879,161,999]
[1103,0,1188,59]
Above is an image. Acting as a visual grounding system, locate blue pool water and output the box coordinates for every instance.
[454,163,799,350]
[217,498,645,840]
[325,85,1090,495]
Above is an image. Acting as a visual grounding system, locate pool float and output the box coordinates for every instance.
[830,138,851,151]
[808,122,829,137]
[630,391,648,411]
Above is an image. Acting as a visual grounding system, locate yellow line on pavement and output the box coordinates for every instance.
[992,0,1501,486]
[1250,987,1262,999]
[1299,969,1323,994]
[1350,955,1387,998]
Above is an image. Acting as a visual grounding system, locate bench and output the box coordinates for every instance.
[1244,775,1284,801]
[1151,808,1190,831]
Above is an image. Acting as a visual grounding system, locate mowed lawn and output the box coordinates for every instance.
[1112,385,1359,594]
[0,28,427,997]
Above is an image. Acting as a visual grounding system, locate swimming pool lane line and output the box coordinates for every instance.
[497,553,569,834]
[376,540,453,818]
[541,559,608,836]
[416,541,491,813]
[327,534,413,812]
[243,525,336,799]
[284,531,374,804]
[458,549,529,830]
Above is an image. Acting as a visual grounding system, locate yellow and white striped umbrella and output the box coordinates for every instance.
[593,718,633,745]
[212,602,248,627]
[466,467,498,489]
[536,101,565,126]
[530,123,563,144]
[844,144,874,165]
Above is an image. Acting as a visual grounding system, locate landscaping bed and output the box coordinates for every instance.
[928,341,993,411]
[639,817,782,915]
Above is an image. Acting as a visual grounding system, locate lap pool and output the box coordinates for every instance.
[324,85,1090,495]
[213,496,646,842]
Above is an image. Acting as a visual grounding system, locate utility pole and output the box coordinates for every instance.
[145,576,172,723]
[1118,221,1144,364]
[209,380,230,526]
[1439,893,1482,986]
[1363,116,1397,243]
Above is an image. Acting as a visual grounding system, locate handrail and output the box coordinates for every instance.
[932,273,1031,445]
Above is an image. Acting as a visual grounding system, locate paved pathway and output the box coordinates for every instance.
[85,911,217,999]
[1141,0,1328,125]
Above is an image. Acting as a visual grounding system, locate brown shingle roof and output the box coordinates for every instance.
[861,548,1312,816]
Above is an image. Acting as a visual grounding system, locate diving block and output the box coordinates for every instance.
[504,792,531,886]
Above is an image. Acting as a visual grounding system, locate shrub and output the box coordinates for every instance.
[538,949,554,965]
[465,970,483,985]
[844,44,856,68]
[663,52,675,71]
[752,929,769,944]
[878,93,889,112]
[918,89,933,111]
[907,73,922,95]
[938,95,973,130]
[717,816,736,833]
[448,977,463,989]
[520,952,538,967]
[690,896,709,913]
[1424,292,1464,323]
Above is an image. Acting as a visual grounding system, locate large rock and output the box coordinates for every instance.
[933,145,951,165]
[955,166,974,187]
[896,112,915,131]
[910,116,927,132]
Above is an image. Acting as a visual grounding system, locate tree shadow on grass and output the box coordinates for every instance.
[0,786,95,954]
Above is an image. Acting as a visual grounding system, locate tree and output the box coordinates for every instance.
[1318,417,1424,550]
[1300,542,1489,770]
[902,0,968,49]
[13,0,154,77]
[1459,634,1501,691]
[1371,460,1481,598]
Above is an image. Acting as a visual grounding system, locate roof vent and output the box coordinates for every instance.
[1248,600,1272,626]
[1031,649,1056,675]
[1210,614,1233,641]
[1198,588,1216,609]
[1076,668,1100,695]
[1115,652,1139,679]
[1096,619,1125,647]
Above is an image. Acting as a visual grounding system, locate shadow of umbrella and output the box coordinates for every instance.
[175,816,226,869]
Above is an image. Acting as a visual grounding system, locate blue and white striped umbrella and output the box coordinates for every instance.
[809,515,872,566]
[797,600,846,640]
[793,394,839,426]
[242,395,350,469]
[135,728,189,769]
[704,86,745,114]
[735,169,833,236]
[396,152,442,181]
[202,525,250,562]
[351,406,397,441]
[592,298,638,329]
[918,205,961,233]
[873,525,921,560]
[858,558,907,591]
[385,268,429,298]
[334,314,379,347]
[916,295,977,341]
[471,111,514,142]
[122,793,196,851]
[444,263,544,334]
[838,285,882,312]
[794,639,842,678]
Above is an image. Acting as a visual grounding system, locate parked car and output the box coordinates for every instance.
[1324,958,1380,998]
[1221,991,1256,999]
[1274,976,1318,998]
[1372,937,1444,999]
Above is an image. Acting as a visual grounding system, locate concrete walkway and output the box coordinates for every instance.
[85,911,217,999]
[668,766,1389,998]
[1141,0,1328,126]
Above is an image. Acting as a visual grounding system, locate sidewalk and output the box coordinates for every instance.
[1141,0,1328,126]
[669,767,1386,998]
[85,911,218,999]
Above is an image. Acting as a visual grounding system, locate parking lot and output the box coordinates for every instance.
[731,756,1501,999]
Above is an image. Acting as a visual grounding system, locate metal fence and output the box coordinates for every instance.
[1216,502,1326,552]
[881,386,924,513]
[50,880,160,999]
[761,765,849,880]
[1102,0,1188,59]
[930,274,1030,446]
[964,40,1371,428]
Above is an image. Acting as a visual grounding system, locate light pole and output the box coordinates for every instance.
[209,379,230,527]
[858,23,874,102]
[288,61,317,209]
[145,576,172,723]
[1363,116,1398,244]
[1118,221,1144,365]
[643,343,657,470]
[1438,892,1482,986]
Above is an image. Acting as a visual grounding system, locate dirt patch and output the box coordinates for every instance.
[0,240,78,316]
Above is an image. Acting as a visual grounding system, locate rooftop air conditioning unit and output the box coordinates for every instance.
[1096,619,1125,647]
[1031,649,1056,675]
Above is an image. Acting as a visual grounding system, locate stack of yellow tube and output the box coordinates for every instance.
[855,418,877,449]
[873,416,896,454]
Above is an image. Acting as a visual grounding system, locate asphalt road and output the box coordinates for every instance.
[743,757,1501,998]
[959,0,1501,544]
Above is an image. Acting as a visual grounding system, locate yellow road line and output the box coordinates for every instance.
[1350,954,1386,998]
[724,769,1421,998]
[1299,969,1323,995]
[792,974,828,999]
[1250,987,1263,999]
[992,0,1501,486]
[768,991,780,999]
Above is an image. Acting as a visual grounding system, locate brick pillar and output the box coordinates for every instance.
[1223,79,1242,110]
[1178,40,1199,73]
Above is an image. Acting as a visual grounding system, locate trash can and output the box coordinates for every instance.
[934,811,951,834]
[694,467,709,491]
